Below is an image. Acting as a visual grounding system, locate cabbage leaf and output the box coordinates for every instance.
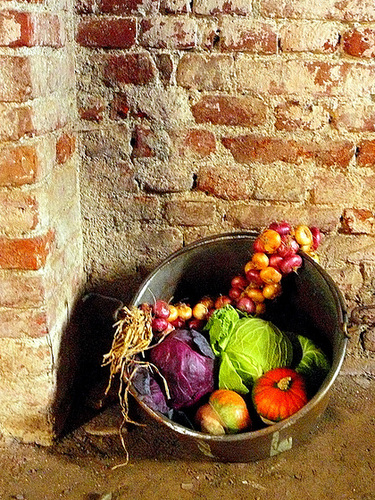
[295,335,330,395]
[205,306,293,394]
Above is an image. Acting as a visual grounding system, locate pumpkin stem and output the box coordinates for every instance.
[277,376,292,391]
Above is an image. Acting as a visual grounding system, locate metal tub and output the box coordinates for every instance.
[130,232,348,462]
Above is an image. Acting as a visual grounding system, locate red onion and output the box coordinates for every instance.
[253,238,265,253]
[236,296,256,314]
[268,254,284,270]
[245,268,264,287]
[229,287,242,300]
[269,220,292,235]
[277,235,300,258]
[152,317,169,333]
[231,275,248,290]
[279,254,303,275]
[310,226,322,250]
[153,299,170,319]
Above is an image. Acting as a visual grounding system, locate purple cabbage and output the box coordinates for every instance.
[149,328,215,410]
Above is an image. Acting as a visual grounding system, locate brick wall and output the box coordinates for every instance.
[76,0,375,377]
[0,0,83,443]
[2,0,375,445]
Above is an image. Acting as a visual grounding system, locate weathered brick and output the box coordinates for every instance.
[343,28,375,58]
[219,18,277,54]
[226,205,341,232]
[196,164,254,200]
[76,17,136,48]
[104,54,156,86]
[332,102,375,132]
[99,0,158,14]
[131,125,157,158]
[56,133,76,164]
[260,0,375,21]
[357,140,375,167]
[134,160,194,193]
[235,57,375,97]
[194,0,252,15]
[275,101,330,131]
[0,272,45,308]
[182,129,216,157]
[0,11,64,48]
[0,230,54,270]
[177,54,233,91]
[312,171,358,205]
[110,93,130,119]
[0,308,48,338]
[154,53,173,83]
[161,0,190,13]
[165,200,217,226]
[342,208,375,235]
[0,145,39,187]
[0,191,39,234]
[0,103,33,141]
[79,100,105,122]
[253,164,309,202]
[222,135,355,168]
[279,21,339,53]
[140,16,197,49]
[117,195,161,222]
[0,53,74,102]
[192,95,268,127]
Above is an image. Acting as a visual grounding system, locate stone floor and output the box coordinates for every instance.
[0,373,374,500]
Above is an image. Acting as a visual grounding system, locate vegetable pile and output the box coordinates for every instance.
[104,221,331,437]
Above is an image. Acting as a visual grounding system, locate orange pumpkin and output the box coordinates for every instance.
[252,367,308,423]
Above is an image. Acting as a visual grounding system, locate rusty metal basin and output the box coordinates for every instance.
[130,231,348,462]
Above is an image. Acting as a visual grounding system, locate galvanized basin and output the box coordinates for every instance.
[130,231,348,462]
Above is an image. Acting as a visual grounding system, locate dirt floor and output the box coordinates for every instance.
[0,374,374,500]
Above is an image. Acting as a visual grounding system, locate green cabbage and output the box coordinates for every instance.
[295,335,331,395]
[205,306,293,394]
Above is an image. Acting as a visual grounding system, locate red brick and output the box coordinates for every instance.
[99,0,157,14]
[0,308,48,339]
[177,54,233,91]
[76,17,136,49]
[0,11,64,48]
[194,0,252,15]
[0,191,39,234]
[104,54,156,86]
[222,135,355,168]
[343,28,375,58]
[275,101,330,131]
[0,145,39,187]
[192,95,268,127]
[0,273,45,308]
[0,230,54,270]
[131,125,156,158]
[260,0,375,21]
[219,19,277,53]
[140,16,197,49]
[357,140,375,167]
[56,133,76,165]
[0,104,33,141]
[183,129,216,157]
[196,164,254,200]
[110,93,129,119]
